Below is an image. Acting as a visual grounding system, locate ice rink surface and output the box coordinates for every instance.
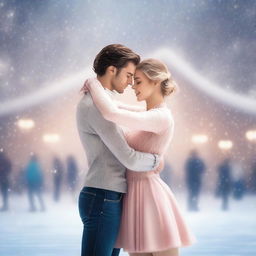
[0,192,255,256]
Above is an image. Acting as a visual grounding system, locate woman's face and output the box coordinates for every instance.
[132,69,157,101]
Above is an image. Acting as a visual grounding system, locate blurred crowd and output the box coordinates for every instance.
[160,150,256,212]
[0,149,256,213]
[0,151,79,212]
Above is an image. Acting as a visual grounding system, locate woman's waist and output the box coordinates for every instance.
[126,169,160,179]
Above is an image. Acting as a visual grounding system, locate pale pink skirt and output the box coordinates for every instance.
[115,170,197,253]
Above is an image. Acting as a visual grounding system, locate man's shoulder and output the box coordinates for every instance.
[78,94,93,108]
[77,94,107,123]
[77,94,99,113]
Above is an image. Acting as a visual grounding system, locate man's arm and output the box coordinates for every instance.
[87,103,160,172]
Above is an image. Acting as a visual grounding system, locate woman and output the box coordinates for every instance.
[83,59,196,255]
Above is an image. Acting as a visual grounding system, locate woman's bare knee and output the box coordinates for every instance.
[153,248,179,256]
[129,253,152,256]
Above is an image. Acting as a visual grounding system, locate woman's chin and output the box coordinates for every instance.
[136,96,143,102]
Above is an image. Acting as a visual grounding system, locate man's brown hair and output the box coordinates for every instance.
[93,44,140,76]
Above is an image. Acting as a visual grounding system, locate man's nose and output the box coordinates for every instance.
[127,76,133,86]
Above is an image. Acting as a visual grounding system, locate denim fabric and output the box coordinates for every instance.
[78,186,123,256]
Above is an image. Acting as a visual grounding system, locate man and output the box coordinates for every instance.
[76,44,160,256]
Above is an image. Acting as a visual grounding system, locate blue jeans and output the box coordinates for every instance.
[78,186,123,256]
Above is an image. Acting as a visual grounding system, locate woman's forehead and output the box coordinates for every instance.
[134,69,144,80]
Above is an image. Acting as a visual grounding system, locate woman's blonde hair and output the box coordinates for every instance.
[136,58,178,96]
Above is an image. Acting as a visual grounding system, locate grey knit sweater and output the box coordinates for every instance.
[76,92,159,193]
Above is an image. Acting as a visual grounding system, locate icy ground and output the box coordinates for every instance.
[0,192,255,256]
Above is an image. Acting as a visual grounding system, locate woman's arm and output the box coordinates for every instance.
[85,78,172,133]
[115,100,145,112]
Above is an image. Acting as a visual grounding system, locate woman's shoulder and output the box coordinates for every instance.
[150,106,174,130]
[152,104,173,118]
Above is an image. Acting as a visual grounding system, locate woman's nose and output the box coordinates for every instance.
[131,84,136,90]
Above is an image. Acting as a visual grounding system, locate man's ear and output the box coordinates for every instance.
[107,65,117,76]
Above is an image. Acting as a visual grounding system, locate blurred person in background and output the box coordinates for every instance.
[185,149,206,211]
[232,160,246,200]
[24,154,45,212]
[52,156,64,202]
[250,160,256,194]
[216,158,233,211]
[0,151,12,211]
[12,167,26,194]
[66,155,78,196]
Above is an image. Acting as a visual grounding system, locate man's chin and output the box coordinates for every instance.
[117,89,125,94]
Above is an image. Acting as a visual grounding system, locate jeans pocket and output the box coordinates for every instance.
[78,191,96,222]
[104,194,123,203]
[103,194,123,218]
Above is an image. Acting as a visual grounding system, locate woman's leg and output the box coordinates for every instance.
[129,253,152,256]
[152,248,179,256]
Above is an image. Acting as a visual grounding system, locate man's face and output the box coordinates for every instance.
[111,62,136,93]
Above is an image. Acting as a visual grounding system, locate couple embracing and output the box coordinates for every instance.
[76,44,196,256]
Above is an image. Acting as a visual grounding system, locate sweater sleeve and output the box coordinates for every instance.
[86,78,172,134]
[87,103,160,171]
[115,100,145,112]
